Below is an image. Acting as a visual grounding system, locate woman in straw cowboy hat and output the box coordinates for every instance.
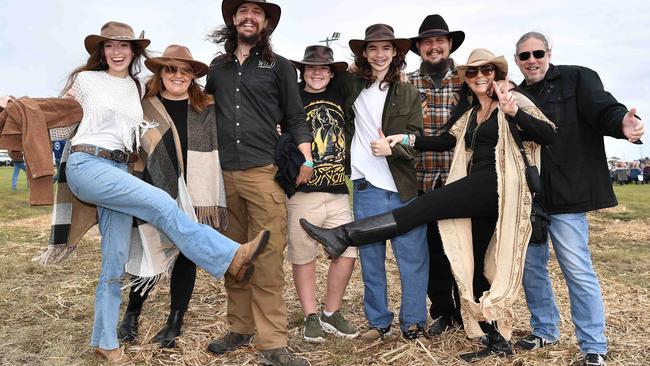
[2,22,271,364]
[301,48,556,360]
[116,44,230,349]
[286,45,359,343]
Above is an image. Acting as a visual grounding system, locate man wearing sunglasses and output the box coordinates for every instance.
[406,14,465,337]
[513,31,644,366]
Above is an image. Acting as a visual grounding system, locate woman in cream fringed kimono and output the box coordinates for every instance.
[300,48,556,362]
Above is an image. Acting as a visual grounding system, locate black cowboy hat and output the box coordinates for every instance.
[222,0,281,33]
[291,45,348,72]
[410,14,465,55]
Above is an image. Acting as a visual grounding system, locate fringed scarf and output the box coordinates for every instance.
[438,92,554,340]
[39,97,228,293]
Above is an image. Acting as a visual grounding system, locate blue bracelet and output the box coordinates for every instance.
[302,160,314,168]
[401,134,409,145]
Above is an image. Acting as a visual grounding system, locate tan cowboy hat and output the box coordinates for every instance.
[222,0,281,33]
[457,48,508,78]
[84,21,150,54]
[145,45,209,78]
[291,45,348,72]
[349,24,411,58]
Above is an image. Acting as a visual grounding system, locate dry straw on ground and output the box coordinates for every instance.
[0,212,649,366]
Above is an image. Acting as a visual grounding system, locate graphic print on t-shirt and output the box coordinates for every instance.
[304,98,346,191]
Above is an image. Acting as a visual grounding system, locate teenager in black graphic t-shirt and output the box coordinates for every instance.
[287,46,359,343]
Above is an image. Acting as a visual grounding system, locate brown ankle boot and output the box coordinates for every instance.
[227,230,270,282]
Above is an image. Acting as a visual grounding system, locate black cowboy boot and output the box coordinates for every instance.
[459,327,513,362]
[155,310,185,348]
[299,212,399,259]
[117,310,141,342]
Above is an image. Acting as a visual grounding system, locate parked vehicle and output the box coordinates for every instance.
[0,150,12,166]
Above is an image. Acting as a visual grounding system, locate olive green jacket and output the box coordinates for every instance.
[340,74,423,202]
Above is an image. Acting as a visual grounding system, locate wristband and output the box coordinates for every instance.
[401,134,409,145]
[408,133,416,148]
[302,160,314,168]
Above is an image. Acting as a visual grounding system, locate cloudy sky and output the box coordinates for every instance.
[1,0,647,159]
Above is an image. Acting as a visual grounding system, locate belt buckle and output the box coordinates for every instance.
[110,149,128,163]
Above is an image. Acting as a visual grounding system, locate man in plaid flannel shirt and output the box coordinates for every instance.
[407,14,466,337]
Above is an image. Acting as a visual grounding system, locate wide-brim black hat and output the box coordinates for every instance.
[410,14,465,55]
[222,0,281,33]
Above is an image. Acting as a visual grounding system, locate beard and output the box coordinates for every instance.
[421,57,450,75]
[236,19,262,45]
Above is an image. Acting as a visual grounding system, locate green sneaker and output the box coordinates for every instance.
[303,313,325,343]
[320,310,359,339]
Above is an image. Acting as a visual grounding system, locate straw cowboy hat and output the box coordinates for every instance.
[349,24,411,58]
[222,0,281,32]
[145,45,209,78]
[84,21,150,54]
[457,48,508,78]
[291,45,348,72]
[409,14,465,55]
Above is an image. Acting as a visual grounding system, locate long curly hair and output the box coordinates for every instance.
[61,41,149,96]
[354,42,406,90]
[207,24,274,63]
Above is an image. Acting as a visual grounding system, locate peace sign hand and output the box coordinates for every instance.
[493,76,518,117]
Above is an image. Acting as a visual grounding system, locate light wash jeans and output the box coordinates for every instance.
[353,179,429,332]
[523,212,607,354]
[66,152,239,349]
[11,161,26,189]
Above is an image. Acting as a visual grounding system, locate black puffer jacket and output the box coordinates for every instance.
[521,64,635,214]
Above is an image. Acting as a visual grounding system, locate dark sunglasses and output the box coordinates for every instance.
[465,65,495,78]
[164,65,194,75]
[517,50,546,61]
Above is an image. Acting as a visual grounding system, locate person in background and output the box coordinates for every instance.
[10,150,26,191]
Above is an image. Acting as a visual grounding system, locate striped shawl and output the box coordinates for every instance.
[40,97,227,290]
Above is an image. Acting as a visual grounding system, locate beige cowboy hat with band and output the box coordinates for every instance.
[84,21,150,54]
[291,45,348,73]
[457,48,508,79]
[145,45,209,78]
[222,0,281,33]
[349,24,411,58]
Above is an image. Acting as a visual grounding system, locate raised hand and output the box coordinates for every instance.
[493,76,518,117]
[621,107,644,142]
[370,128,393,156]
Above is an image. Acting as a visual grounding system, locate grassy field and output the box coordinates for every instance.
[0,166,649,365]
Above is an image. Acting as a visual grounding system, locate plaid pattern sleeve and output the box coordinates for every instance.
[407,68,463,192]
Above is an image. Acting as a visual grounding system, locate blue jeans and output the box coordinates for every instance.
[66,152,239,349]
[353,179,429,332]
[11,161,26,189]
[523,212,607,354]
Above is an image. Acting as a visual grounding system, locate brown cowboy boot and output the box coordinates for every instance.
[227,230,270,282]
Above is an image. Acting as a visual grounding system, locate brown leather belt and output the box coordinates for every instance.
[71,144,138,163]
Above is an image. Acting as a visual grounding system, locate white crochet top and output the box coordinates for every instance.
[70,71,149,152]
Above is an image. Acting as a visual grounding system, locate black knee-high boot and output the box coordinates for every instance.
[155,310,185,348]
[299,212,399,259]
[459,322,513,362]
[118,289,148,342]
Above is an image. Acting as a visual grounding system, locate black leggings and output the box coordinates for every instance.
[127,252,197,313]
[393,168,498,302]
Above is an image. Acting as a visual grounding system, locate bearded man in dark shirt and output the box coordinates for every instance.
[204,2,313,365]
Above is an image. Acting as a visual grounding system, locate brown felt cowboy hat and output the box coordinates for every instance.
[457,48,508,78]
[145,45,209,78]
[222,0,281,33]
[291,45,348,72]
[84,21,150,54]
[409,14,465,55]
[349,24,411,58]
